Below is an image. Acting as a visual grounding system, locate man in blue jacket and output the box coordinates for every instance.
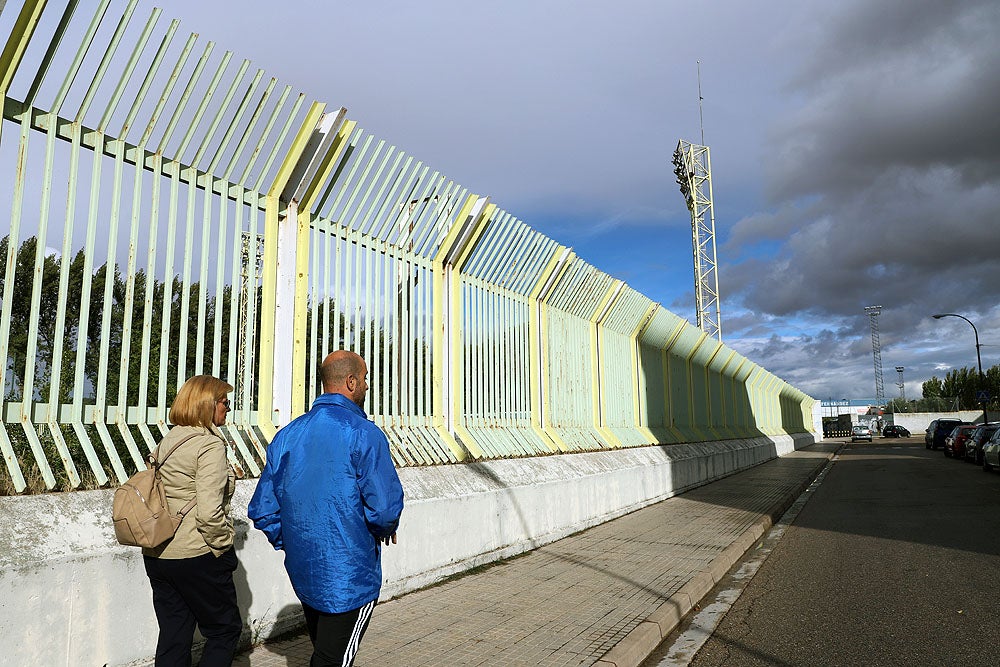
[249,350,404,667]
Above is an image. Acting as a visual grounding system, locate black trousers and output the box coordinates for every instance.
[302,599,376,667]
[144,549,242,667]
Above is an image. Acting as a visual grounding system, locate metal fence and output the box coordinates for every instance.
[0,0,815,494]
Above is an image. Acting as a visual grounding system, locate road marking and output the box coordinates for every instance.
[651,451,839,666]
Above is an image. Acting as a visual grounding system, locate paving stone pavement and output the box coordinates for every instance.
[234,443,838,667]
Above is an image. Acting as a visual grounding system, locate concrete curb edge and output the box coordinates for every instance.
[593,448,837,667]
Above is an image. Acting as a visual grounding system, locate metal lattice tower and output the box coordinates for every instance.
[865,305,885,408]
[237,231,265,408]
[673,140,722,341]
[895,366,906,401]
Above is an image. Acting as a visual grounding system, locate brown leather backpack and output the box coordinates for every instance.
[112,434,199,548]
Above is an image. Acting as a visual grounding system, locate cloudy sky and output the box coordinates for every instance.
[149,0,1000,401]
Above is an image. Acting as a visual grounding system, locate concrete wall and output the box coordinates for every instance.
[0,434,815,667]
[889,411,989,434]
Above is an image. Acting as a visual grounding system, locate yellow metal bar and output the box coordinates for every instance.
[448,201,495,458]
[631,302,660,443]
[0,0,48,94]
[258,101,326,440]
[288,119,357,418]
[531,248,575,452]
[526,248,569,452]
[431,194,481,460]
[590,281,624,447]
[662,317,690,443]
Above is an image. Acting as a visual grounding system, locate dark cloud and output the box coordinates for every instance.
[721,0,1000,398]
[158,0,998,402]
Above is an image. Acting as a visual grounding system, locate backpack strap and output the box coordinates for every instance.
[150,432,203,518]
[177,497,198,518]
[150,432,202,470]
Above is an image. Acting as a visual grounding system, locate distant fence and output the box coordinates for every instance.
[0,0,815,494]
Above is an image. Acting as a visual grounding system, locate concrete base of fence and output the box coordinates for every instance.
[0,433,814,666]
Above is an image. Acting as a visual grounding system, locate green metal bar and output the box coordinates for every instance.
[94,136,145,471]
[176,168,197,383]
[368,156,418,241]
[190,53,244,168]
[174,45,226,162]
[246,87,298,190]
[23,106,82,488]
[97,4,159,133]
[0,0,47,95]
[51,0,111,116]
[348,144,399,233]
[138,30,195,148]
[210,176,228,378]
[75,0,138,125]
[156,39,213,155]
[318,130,371,220]
[112,8,163,455]
[22,0,80,108]
[211,65,262,175]
[223,73,272,181]
[48,109,108,484]
[1,103,56,489]
[119,16,176,139]
[134,151,164,450]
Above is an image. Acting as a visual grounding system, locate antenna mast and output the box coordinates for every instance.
[697,60,705,145]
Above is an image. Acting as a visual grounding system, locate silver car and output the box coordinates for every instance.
[982,428,1000,471]
[851,425,873,442]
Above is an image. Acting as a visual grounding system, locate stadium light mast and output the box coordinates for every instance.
[865,305,886,410]
[671,63,721,341]
[896,366,906,402]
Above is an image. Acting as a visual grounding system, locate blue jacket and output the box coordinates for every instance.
[248,393,404,613]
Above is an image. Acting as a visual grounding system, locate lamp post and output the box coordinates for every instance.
[932,313,987,425]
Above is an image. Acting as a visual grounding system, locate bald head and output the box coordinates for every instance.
[320,350,368,407]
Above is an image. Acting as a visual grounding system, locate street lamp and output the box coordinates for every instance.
[932,313,987,425]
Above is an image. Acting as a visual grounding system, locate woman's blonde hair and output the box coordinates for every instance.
[169,375,234,428]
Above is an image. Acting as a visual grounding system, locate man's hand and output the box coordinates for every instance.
[382,533,397,545]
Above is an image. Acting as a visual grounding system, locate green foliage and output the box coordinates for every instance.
[0,235,240,407]
[896,364,1000,413]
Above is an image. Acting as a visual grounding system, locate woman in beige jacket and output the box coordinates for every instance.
[143,375,242,666]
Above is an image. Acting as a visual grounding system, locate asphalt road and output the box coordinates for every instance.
[648,437,1000,667]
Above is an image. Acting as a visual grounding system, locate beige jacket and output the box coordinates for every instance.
[142,425,236,559]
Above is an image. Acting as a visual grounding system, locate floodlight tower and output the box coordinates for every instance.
[896,366,906,401]
[865,305,886,409]
[672,139,721,341]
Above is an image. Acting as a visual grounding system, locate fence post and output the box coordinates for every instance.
[431,194,491,460]
[527,246,572,452]
[260,101,326,437]
[590,280,625,448]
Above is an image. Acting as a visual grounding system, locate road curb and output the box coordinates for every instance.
[593,448,837,667]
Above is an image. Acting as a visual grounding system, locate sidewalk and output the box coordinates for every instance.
[234,442,838,667]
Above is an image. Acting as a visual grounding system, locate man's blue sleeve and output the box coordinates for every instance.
[248,441,284,550]
[356,427,404,538]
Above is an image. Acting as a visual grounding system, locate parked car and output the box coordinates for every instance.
[982,428,1000,471]
[944,424,978,458]
[881,424,911,438]
[851,425,873,442]
[965,423,1000,465]
[925,418,970,450]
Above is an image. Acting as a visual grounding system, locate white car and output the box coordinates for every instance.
[982,429,1000,471]
[851,425,873,442]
